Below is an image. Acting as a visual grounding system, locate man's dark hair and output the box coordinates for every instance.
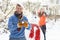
[16,4,22,7]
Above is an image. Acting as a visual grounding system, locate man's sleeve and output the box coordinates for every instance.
[24,16,31,30]
[8,17,17,32]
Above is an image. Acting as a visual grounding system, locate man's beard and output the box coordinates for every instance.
[14,11,23,19]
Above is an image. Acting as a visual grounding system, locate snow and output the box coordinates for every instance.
[46,19,60,40]
[0,28,10,40]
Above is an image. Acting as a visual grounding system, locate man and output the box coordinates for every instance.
[8,4,31,40]
[38,9,47,40]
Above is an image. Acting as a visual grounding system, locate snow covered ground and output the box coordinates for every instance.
[46,19,60,40]
[0,18,60,40]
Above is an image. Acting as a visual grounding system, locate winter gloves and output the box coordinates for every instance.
[17,21,28,28]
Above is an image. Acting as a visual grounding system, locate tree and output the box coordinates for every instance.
[0,0,14,28]
[23,1,41,12]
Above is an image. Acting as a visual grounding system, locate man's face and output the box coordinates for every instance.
[16,5,23,14]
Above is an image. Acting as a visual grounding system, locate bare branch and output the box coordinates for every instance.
[4,7,14,19]
[4,0,9,14]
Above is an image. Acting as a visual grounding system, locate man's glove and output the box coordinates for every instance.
[17,21,28,28]
[17,22,23,28]
[23,21,28,28]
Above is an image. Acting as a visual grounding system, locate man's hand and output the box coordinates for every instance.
[23,21,28,28]
[17,22,23,28]
[17,21,28,28]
